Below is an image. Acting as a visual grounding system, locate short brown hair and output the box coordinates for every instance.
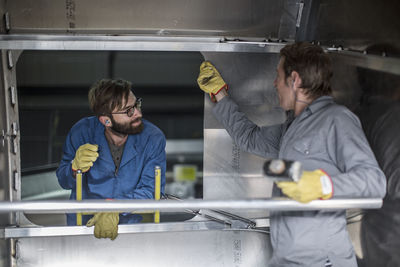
[280,42,333,99]
[88,79,132,116]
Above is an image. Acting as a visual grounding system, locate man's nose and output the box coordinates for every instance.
[133,107,142,118]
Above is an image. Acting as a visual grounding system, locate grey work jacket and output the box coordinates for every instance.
[213,95,386,267]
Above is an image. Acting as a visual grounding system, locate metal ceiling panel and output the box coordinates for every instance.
[5,0,298,39]
[300,0,400,52]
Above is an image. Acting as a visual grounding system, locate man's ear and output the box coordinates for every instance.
[99,115,111,127]
[290,71,302,89]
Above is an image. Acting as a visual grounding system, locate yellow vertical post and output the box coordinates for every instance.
[154,166,161,223]
[76,169,82,226]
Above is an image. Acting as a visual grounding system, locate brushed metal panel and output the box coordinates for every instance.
[7,0,284,38]
[16,229,272,267]
[202,52,286,218]
[313,0,400,51]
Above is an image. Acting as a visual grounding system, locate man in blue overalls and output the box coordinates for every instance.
[57,79,166,240]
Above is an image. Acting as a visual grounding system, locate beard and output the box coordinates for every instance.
[110,117,144,135]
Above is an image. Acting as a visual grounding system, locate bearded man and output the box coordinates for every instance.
[57,79,166,240]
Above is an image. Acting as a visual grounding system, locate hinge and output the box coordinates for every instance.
[11,122,18,154]
[11,122,18,136]
[1,123,19,151]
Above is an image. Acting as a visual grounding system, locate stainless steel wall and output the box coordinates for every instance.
[15,226,272,267]
[6,0,287,38]
[0,0,399,266]
[202,52,285,219]
[297,0,400,52]
[0,49,22,267]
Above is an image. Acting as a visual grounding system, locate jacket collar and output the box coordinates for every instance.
[120,134,138,168]
[94,119,138,167]
[307,95,334,114]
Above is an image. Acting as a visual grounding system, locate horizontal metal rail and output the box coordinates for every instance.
[0,198,382,214]
[0,34,285,52]
[327,49,400,76]
[1,220,234,239]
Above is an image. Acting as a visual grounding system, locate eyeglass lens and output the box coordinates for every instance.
[127,98,142,117]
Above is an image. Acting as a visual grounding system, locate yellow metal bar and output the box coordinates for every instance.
[76,170,82,226]
[154,166,161,223]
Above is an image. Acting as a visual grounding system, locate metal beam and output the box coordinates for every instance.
[327,49,400,76]
[0,198,382,214]
[2,220,231,238]
[0,34,286,53]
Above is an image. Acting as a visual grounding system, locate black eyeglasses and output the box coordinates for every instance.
[111,98,142,117]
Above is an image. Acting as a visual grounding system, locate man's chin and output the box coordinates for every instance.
[129,122,144,134]
[110,120,144,135]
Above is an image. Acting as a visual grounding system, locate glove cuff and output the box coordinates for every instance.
[319,169,333,199]
[210,84,228,102]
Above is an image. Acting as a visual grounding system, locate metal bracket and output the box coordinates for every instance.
[9,86,16,106]
[296,1,305,28]
[11,122,18,136]
[4,12,10,32]
[7,50,13,69]
[1,129,5,147]
[13,171,20,191]
[1,123,19,151]
[11,122,19,154]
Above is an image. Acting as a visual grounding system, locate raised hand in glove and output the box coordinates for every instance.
[276,169,333,203]
[197,61,228,102]
[71,143,99,172]
[86,212,119,240]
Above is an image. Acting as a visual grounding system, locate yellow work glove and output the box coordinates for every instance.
[71,143,99,172]
[197,61,228,102]
[86,212,119,240]
[276,169,333,203]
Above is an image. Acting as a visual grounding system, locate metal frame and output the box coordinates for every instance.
[0,35,286,53]
[0,198,383,214]
[0,34,389,221]
[1,220,232,238]
[295,0,321,42]
[327,48,400,76]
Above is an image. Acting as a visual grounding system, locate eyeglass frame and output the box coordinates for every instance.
[110,97,142,117]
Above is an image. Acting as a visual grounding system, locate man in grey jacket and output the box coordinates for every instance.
[197,42,386,267]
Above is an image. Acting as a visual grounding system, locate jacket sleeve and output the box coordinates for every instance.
[327,109,387,198]
[56,130,78,190]
[129,133,166,199]
[212,96,282,159]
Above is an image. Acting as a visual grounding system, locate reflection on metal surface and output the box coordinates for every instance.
[3,220,230,238]
[0,35,287,53]
[202,53,285,218]
[0,198,383,214]
[14,227,272,267]
[310,0,400,52]
[6,0,285,38]
[328,49,400,76]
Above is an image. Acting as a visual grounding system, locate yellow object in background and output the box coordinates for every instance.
[76,169,82,226]
[173,164,197,182]
[154,166,161,223]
